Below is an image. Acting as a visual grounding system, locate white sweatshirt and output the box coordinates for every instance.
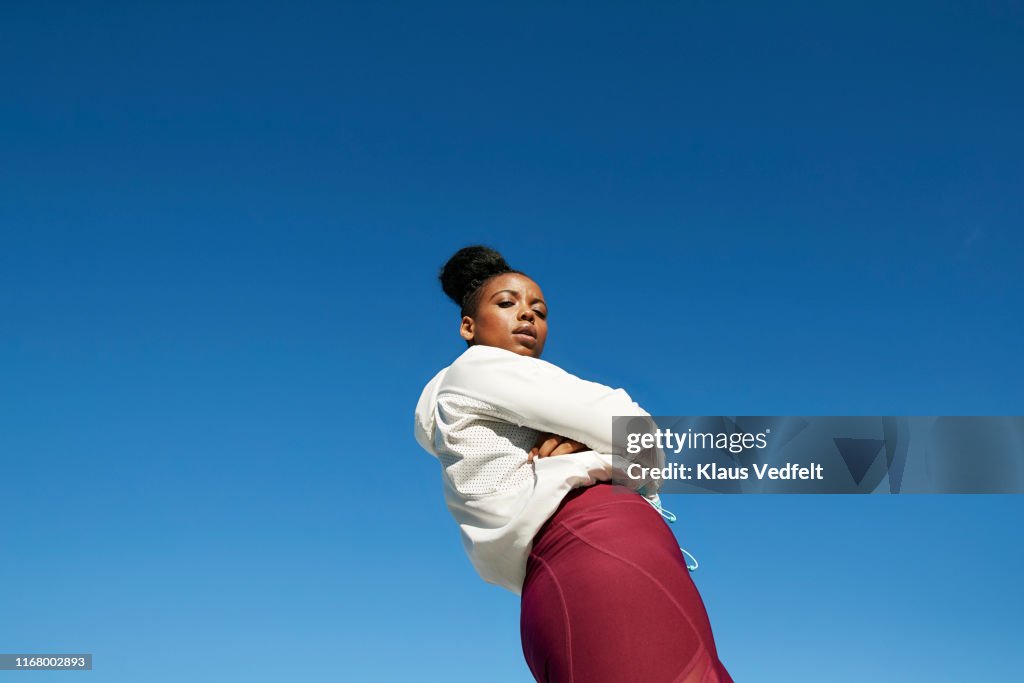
[413,344,664,594]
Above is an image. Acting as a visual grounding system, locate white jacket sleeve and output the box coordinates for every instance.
[438,345,651,455]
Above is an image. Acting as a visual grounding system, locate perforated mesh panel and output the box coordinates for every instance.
[435,394,539,498]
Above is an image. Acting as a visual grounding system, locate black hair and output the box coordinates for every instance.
[439,245,522,316]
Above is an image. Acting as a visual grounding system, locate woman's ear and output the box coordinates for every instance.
[459,315,475,343]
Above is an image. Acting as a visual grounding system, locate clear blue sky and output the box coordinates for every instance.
[2,2,1022,681]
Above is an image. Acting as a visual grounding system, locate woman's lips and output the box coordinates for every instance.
[512,331,537,346]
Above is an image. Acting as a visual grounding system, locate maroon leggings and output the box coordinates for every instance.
[520,482,733,683]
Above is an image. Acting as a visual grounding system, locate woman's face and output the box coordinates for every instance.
[460,272,548,358]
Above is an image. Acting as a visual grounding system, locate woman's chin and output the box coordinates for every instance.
[512,332,538,349]
[510,340,542,357]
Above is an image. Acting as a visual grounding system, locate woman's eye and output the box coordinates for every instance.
[534,309,547,319]
[497,301,514,308]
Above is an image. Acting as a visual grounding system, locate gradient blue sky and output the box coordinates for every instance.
[2,2,1022,681]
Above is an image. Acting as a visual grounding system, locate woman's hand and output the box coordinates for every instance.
[528,432,590,461]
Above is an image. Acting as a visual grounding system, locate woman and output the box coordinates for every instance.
[414,246,732,682]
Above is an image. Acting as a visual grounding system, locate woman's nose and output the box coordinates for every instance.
[519,307,535,321]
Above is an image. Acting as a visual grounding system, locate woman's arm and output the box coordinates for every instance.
[440,345,651,455]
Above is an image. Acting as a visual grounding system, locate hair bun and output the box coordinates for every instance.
[439,245,512,311]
